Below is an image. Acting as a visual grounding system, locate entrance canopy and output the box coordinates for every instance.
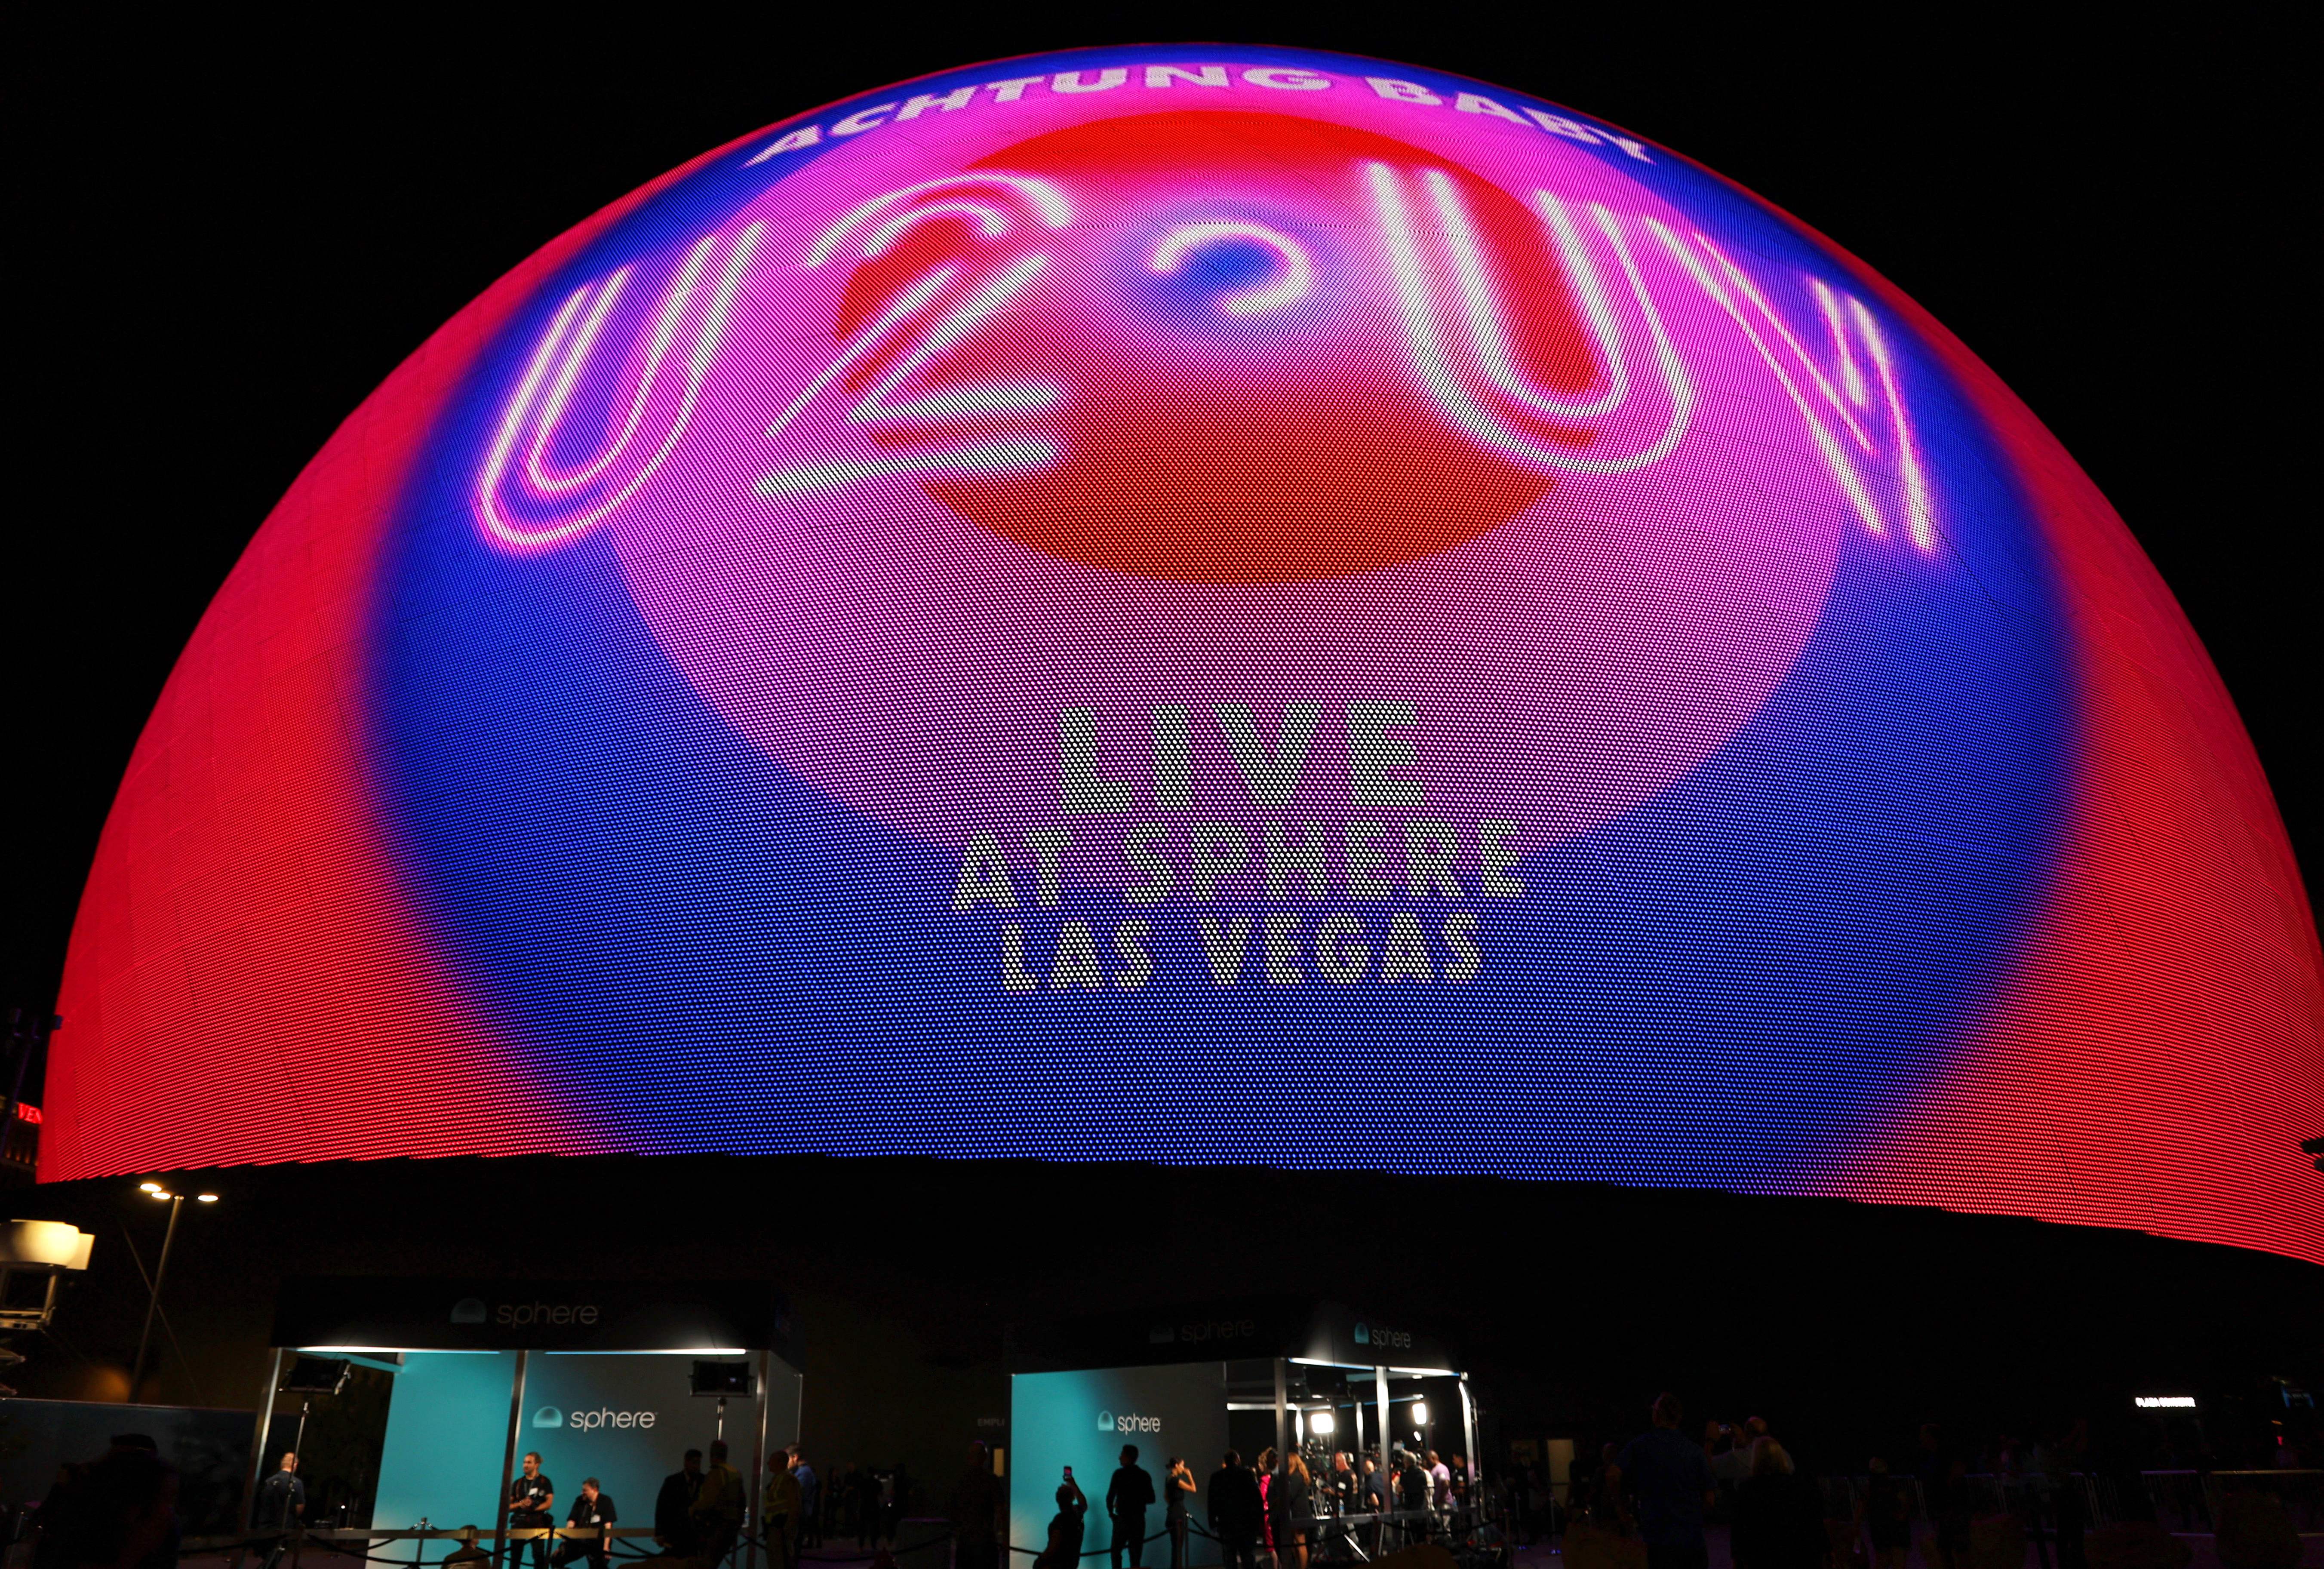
[1008,1297,1454,1378]
[1006,1299,1474,1560]
[264,1277,799,1539]
[273,1275,796,1359]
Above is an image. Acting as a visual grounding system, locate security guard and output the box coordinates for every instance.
[692,1440,745,1568]
[764,1449,805,1569]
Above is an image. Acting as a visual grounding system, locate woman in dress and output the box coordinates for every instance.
[1272,1453,1313,1569]
[1165,1458,1198,1569]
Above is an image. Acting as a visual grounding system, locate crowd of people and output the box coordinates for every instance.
[8,1399,2305,1569]
[1017,1437,1490,1569]
[1562,1394,1838,1569]
[1508,1396,2252,1569]
[649,1440,915,1569]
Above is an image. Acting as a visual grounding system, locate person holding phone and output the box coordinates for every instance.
[1036,1469,1090,1569]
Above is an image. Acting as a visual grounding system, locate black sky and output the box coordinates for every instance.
[7,8,2311,1087]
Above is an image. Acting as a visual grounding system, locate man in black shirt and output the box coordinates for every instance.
[655,1449,704,1554]
[255,1452,306,1569]
[553,1478,618,1569]
[1206,1450,1262,1569]
[1395,1452,1430,1544]
[1107,1445,1156,1569]
[508,1452,556,1569]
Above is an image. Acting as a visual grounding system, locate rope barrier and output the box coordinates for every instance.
[1003,1520,1177,1558]
[185,1502,1502,1569]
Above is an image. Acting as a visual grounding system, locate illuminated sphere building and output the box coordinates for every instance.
[49,45,2323,1269]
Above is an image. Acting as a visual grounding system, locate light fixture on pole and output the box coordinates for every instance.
[280,1354,354,1481]
[127,1183,218,1402]
[692,1359,754,1444]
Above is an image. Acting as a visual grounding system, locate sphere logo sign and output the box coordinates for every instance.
[46,47,2323,1265]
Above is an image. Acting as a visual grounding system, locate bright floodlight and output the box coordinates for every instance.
[196,1193,219,1203]
[1411,1402,1428,1425]
[1311,1411,1335,1436]
[138,1181,160,1193]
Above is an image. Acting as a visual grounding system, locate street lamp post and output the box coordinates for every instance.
[127,1183,216,1402]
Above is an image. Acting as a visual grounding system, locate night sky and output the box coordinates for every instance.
[8,9,2309,1098]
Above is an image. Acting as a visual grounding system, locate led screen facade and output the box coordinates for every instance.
[50,47,2323,1263]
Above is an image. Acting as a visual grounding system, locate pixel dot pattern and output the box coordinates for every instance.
[48,47,2323,1264]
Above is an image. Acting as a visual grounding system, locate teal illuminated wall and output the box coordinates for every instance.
[1010,1365,1226,1564]
[374,1352,518,1529]
[375,1353,799,1531]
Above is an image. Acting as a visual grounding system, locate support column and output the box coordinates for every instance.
[1373,1367,1390,1462]
[1459,1378,1480,1528]
[750,1351,773,1569]
[1273,1359,1288,1467]
[233,1347,286,1569]
[495,1351,531,1569]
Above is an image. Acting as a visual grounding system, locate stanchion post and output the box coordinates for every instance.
[496,1351,532,1569]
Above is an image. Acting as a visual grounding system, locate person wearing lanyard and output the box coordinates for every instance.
[553,1479,618,1569]
[656,1450,705,1556]
[508,1453,556,1569]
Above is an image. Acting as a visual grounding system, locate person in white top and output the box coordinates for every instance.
[1709,1424,1752,1488]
